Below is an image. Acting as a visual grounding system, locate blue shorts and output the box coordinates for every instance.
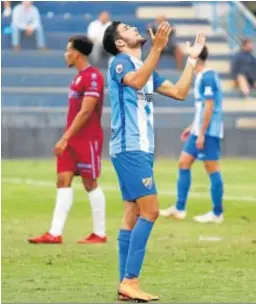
[111,151,157,202]
[183,134,221,161]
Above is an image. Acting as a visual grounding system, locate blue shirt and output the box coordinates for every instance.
[12,3,41,30]
[192,69,224,138]
[108,53,165,155]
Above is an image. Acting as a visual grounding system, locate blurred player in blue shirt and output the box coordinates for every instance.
[103,21,206,302]
[161,46,224,224]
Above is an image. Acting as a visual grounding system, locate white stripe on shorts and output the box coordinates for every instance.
[95,140,101,176]
[89,141,96,179]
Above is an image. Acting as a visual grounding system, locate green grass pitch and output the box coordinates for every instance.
[2,158,256,302]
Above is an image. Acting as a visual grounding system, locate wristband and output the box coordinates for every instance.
[187,57,197,68]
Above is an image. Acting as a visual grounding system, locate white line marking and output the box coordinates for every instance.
[2,178,256,203]
[102,167,256,190]
[199,236,223,242]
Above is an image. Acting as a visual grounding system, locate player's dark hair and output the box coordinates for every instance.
[69,35,93,56]
[103,21,121,56]
[198,45,208,62]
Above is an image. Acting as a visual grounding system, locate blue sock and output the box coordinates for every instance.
[176,169,191,211]
[210,171,224,216]
[118,229,132,282]
[125,218,154,279]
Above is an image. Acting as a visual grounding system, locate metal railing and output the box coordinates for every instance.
[194,1,256,53]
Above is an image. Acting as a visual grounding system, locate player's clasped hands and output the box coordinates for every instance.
[148,21,172,51]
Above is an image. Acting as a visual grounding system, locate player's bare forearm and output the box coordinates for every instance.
[63,110,91,141]
[157,33,206,100]
[156,60,194,100]
[123,45,162,90]
[176,32,206,99]
[200,100,213,136]
[174,59,195,99]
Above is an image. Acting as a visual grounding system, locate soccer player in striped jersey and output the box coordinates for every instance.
[103,21,206,302]
[160,46,224,224]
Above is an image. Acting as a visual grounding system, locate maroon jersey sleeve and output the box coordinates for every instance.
[82,70,104,99]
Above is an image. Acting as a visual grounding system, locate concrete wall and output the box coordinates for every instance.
[2,110,256,159]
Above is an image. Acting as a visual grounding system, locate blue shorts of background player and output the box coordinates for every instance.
[183,134,220,161]
[160,132,224,224]
[111,151,157,202]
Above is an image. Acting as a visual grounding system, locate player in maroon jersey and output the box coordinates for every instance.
[28,36,107,244]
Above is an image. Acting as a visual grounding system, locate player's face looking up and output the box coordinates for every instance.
[115,23,146,50]
[65,42,79,68]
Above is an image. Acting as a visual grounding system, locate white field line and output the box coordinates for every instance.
[101,166,256,190]
[2,178,256,203]
[102,165,255,174]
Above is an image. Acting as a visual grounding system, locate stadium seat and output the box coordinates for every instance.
[2,1,256,111]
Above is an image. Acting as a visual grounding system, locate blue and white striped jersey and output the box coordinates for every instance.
[191,69,224,138]
[108,53,165,154]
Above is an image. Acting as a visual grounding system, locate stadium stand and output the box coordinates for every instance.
[2,1,256,158]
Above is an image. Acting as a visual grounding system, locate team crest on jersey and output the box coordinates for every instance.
[204,86,213,96]
[198,153,205,160]
[142,177,153,190]
[75,76,82,85]
[116,64,123,74]
[91,73,97,79]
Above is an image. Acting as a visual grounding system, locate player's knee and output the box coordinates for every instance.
[204,161,219,174]
[178,158,190,169]
[151,208,160,221]
[122,216,137,230]
[57,175,72,188]
[141,208,159,222]
[83,179,97,192]
[84,184,93,192]
[122,207,139,230]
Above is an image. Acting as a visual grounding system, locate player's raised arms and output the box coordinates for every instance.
[155,32,206,100]
[122,21,171,89]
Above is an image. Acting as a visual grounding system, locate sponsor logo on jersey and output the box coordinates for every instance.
[68,90,83,98]
[91,81,98,88]
[137,93,153,103]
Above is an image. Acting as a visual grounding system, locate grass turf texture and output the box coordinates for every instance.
[2,159,256,303]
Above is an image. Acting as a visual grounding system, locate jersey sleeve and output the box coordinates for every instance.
[153,71,166,91]
[110,57,135,84]
[82,71,104,99]
[201,71,218,100]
